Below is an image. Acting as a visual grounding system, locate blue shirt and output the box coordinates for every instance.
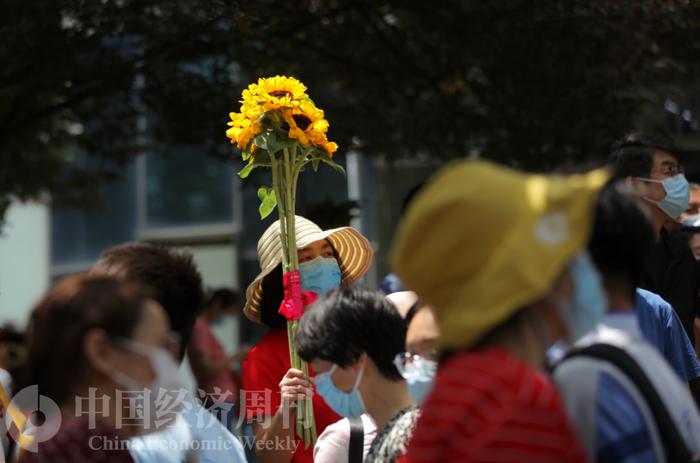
[129,394,247,463]
[379,273,403,294]
[634,288,700,381]
[597,371,655,463]
[556,314,700,462]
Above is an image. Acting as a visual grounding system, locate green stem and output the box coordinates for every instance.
[283,147,298,271]
[278,145,317,446]
[270,152,289,271]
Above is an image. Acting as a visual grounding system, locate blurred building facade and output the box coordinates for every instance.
[0,146,435,391]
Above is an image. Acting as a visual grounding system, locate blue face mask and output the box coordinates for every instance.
[314,364,366,418]
[299,257,342,296]
[636,174,690,219]
[557,251,607,342]
[402,358,437,405]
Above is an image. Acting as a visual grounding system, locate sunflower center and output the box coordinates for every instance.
[269,90,292,98]
[292,114,312,130]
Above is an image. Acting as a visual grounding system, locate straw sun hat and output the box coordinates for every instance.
[244,215,374,323]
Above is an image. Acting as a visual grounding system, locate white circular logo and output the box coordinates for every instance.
[5,385,62,452]
[535,212,569,245]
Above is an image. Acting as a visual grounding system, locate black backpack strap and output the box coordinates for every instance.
[348,415,365,463]
[561,343,696,462]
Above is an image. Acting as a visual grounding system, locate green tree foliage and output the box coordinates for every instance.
[2,0,700,224]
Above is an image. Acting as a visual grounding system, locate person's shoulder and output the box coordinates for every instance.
[636,288,674,316]
[636,287,665,306]
[314,417,356,462]
[319,417,351,440]
[185,399,247,458]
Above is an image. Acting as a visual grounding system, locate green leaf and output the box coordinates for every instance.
[267,137,296,155]
[239,162,258,178]
[254,133,272,151]
[241,150,252,161]
[254,130,296,155]
[311,158,321,172]
[257,187,277,219]
[322,158,346,176]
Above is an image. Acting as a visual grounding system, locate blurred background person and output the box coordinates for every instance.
[681,182,700,221]
[296,287,418,463]
[552,182,700,461]
[17,275,179,463]
[187,288,249,431]
[395,303,439,406]
[93,243,246,463]
[392,161,604,462]
[0,325,26,397]
[681,216,700,261]
[379,184,425,295]
[242,216,372,463]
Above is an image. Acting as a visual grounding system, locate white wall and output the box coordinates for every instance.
[0,201,50,329]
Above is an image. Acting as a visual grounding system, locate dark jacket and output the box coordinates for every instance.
[641,228,700,343]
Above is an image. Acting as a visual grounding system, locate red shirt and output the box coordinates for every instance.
[189,318,240,404]
[243,327,340,463]
[402,347,588,463]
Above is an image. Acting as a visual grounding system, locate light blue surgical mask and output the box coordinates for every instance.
[299,257,342,296]
[636,174,690,219]
[314,364,366,418]
[557,251,607,342]
[394,354,437,405]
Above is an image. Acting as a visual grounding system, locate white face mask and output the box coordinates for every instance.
[110,337,187,432]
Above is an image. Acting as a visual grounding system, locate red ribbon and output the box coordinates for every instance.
[278,270,318,320]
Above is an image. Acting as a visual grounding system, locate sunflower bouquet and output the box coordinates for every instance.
[226,76,342,447]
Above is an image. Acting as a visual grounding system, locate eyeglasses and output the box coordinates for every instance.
[655,163,684,177]
[393,351,437,376]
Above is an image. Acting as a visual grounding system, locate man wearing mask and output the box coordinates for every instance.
[391,160,601,462]
[92,243,247,463]
[610,133,698,345]
[552,184,700,462]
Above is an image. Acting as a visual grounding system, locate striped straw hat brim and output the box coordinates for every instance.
[244,215,373,323]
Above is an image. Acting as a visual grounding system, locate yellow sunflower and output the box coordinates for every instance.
[255,75,308,111]
[226,112,261,151]
[322,141,338,155]
[282,101,326,146]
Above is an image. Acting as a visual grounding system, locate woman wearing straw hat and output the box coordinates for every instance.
[241,216,373,463]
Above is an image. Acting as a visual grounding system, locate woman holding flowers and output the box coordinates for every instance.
[241,216,373,463]
[226,77,373,463]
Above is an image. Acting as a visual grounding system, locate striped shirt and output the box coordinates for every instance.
[403,347,588,463]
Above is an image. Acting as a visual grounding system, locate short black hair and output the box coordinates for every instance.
[92,243,204,361]
[206,288,242,310]
[401,183,426,217]
[609,132,681,180]
[296,287,406,381]
[588,182,656,300]
[259,264,287,328]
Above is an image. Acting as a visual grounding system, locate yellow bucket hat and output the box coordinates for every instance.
[244,215,373,323]
[391,160,609,352]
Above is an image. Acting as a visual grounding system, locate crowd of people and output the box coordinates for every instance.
[3,133,700,462]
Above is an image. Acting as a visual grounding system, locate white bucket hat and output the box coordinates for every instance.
[244,215,373,323]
